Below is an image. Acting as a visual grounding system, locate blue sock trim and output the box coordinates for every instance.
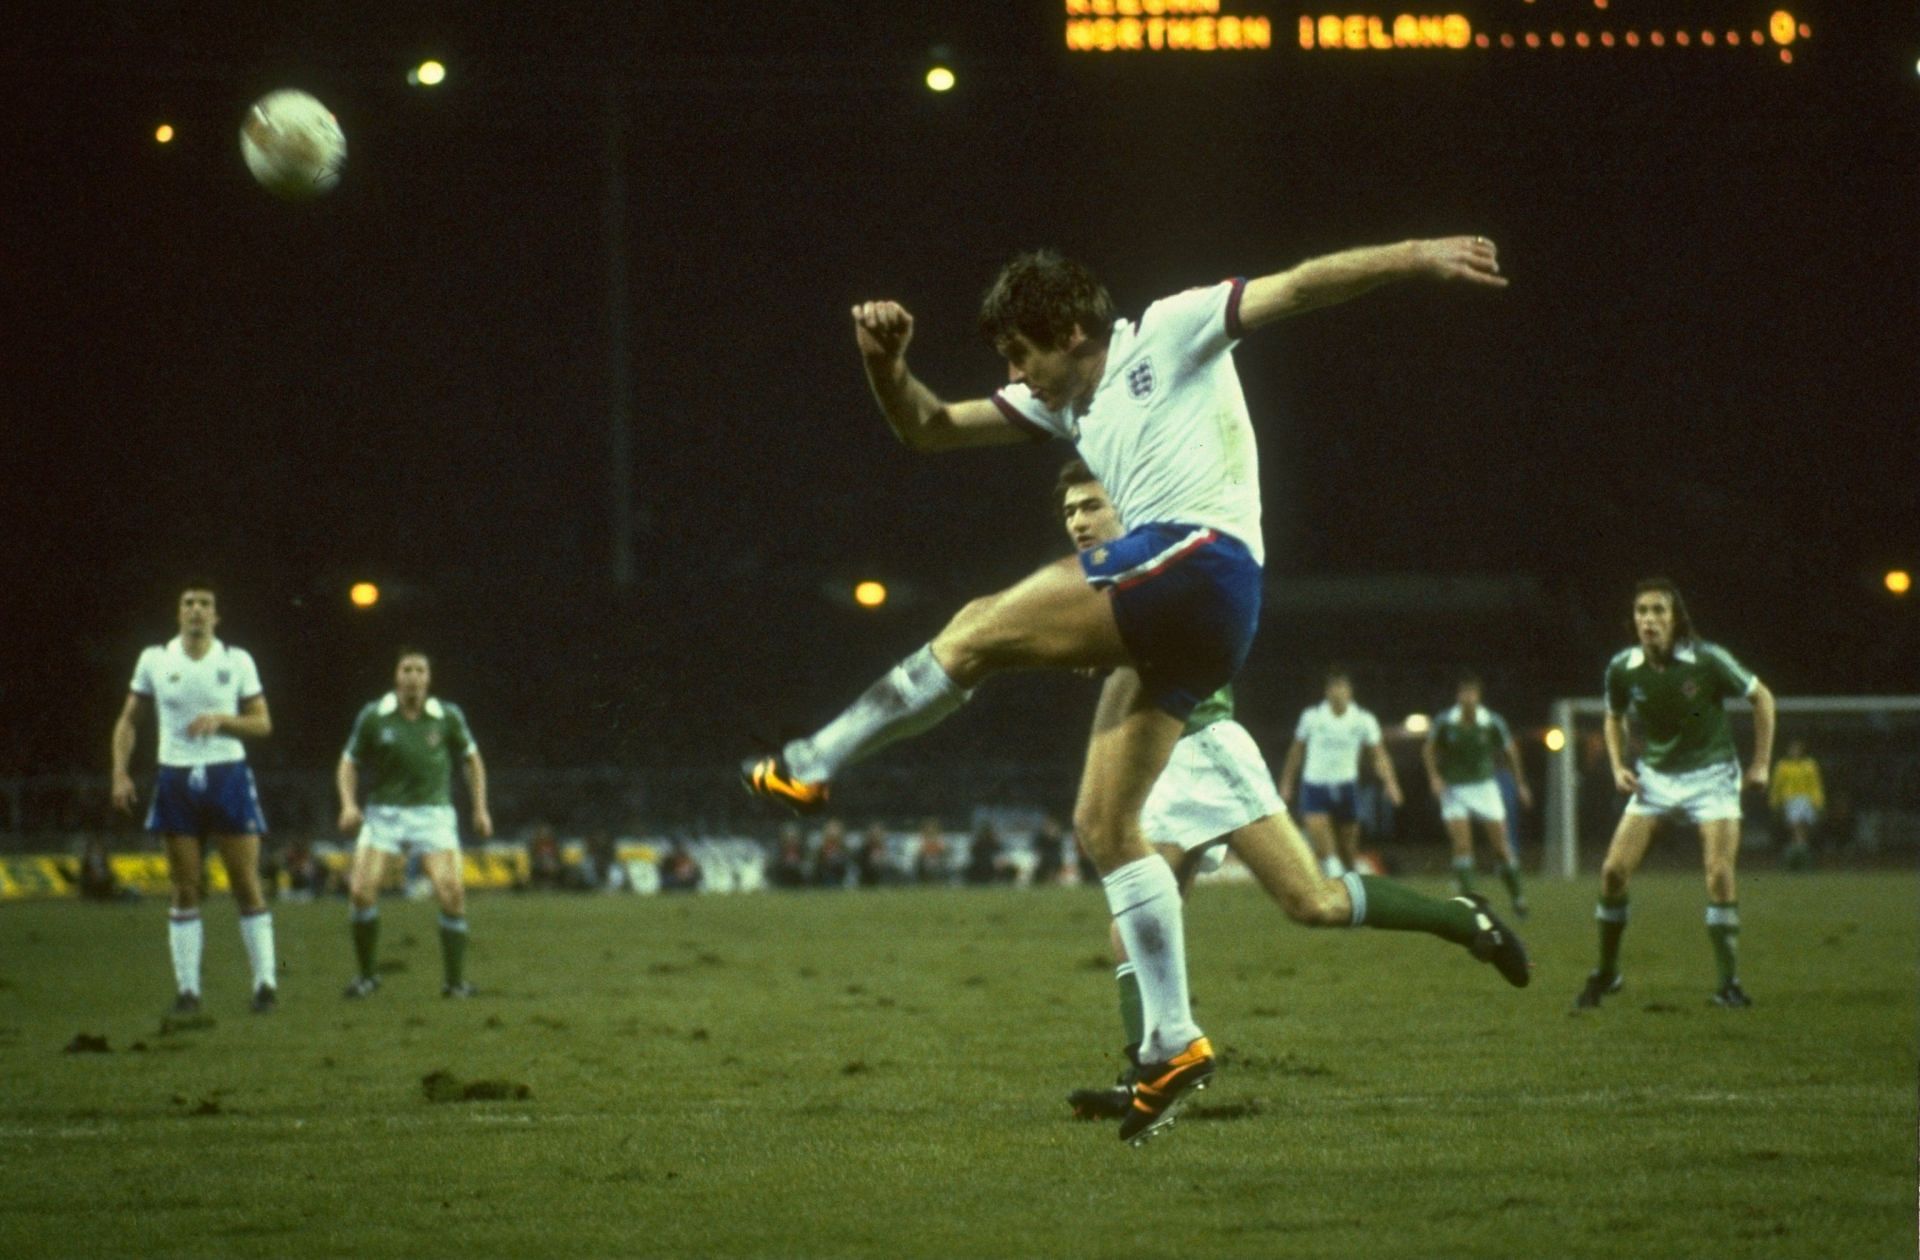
[351,905,379,924]
[438,914,468,934]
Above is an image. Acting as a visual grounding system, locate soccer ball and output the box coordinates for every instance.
[239,90,346,200]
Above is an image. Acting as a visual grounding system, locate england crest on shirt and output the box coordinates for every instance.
[1125,355,1157,403]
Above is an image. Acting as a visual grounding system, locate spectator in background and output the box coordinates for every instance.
[583,828,626,892]
[965,822,1012,886]
[913,817,950,885]
[768,823,808,889]
[1770,739,1825,871]
[525,824,565,891]
[1029,815,1067,886]
[279,836,326,902]
[813,818,852,888]
[658,840,703,893]
[855,823,895,888]
[72,835,134,902]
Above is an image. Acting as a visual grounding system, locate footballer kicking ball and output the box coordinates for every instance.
[239,89,346,200]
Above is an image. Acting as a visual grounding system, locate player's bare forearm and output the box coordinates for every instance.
[1371,745,1402,797]
[1278,741,1305,796]
[336,759,359,810]
[1603,713,1626,774]
[1238,237,1506,331]
[864,355,946,448]
[1747,684,1777,776]
[111,716,136,778]
[463,753,490,816]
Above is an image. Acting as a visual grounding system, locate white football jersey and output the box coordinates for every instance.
[993,279,1264,566]
[129,637,264,766]
[1294,701,1383,785]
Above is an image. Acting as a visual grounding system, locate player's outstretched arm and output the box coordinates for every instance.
[1277,739,1305,800]
[852,301,1029,453]
[336,756,363,835]
[110,694,146,813]
[188,695,272,740]
[1237,238,1507,333]
[1745,682,1776,790]
[1604,711,1638,795]
[464,751,493,838]
[1369,742,1405,807]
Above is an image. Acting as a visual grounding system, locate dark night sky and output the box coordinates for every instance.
[2,2,1914,778]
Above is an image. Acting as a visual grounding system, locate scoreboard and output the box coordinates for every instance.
[1062,1,1813,62]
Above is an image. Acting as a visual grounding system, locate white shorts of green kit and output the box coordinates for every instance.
[360,804,460,855]
[1440,779,1506,824]
[1626,761,1743,825]
[1141,720,1285,876]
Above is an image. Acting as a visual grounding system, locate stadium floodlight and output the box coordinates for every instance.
[854,580,888,609]
[1543,727,1567,752]
[407,60,447,87]
[349,581,381,609]
[1886,569,1912,596]
[154,124,175,144]
[925,65,955,92]
[1402,713,1432,735]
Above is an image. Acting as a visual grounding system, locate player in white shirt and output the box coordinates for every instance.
[110,585,279,1015]
[1053,464,1528,1123]
[742,239,1506,1144]
[1279,670,1404,878]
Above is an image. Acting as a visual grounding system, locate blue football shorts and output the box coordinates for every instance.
[1078,522,1263,720]
[146,761,268,837]
[1299,780,1359,824]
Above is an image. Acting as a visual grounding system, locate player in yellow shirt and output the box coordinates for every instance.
[1769,739,1823,869]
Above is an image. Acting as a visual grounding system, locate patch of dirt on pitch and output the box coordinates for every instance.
[420,1069,531,1103]
[1218,1045,1332,1077]
[63,1033,111,1054]
[1187,1097,1267,1121]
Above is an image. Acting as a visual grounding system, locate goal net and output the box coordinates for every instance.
[1542,695,1920,878]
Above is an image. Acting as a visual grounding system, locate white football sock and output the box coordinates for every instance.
[783,644,968,782]
[1320,854,1348,878]
[239,910,276,990]
[168,910,203,995]
[1102,856,1202,1062]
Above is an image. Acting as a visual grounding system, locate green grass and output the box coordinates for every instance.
[1,871,1914,1259]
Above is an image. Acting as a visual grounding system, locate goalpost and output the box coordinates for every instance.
[1543,695,1920,879]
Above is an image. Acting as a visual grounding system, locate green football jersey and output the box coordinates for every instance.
[345,694,476,807]
[1184,685,1233,737]
[1429,705,1512,785]
[1604,640,1756,774]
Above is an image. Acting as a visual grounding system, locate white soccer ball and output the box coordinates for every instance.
[239,89,345,200]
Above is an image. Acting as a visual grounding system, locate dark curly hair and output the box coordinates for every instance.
[978,250,1115,351]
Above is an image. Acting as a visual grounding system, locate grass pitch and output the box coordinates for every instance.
[1,871,1913,1259]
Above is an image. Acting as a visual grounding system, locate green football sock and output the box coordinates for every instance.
[1115,964,1144,1049]
[1451,857,1475,894]
[1595,894,1628,976]
[1706,902,1740,985]
[439,914,469,987]
[1352,874,1476,945]
[351,906,379,979]
[1499,862,1524,902]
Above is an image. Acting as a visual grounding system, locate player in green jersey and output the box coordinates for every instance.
[1576,579,1775,1010]
[1422,674,1532,916]
[336,649,492,998]
[1051,461,1532,1122]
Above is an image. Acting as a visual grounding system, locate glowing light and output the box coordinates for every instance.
[154,124,174,144]
[1402,713,1432,736]
[1769,11,1796,44]
[925,65,955,91]
[1798,23,1810,37]
[1525,31,1540,47]
[349,582,380,609]
[1544,728,1567,753]
[1475,33,1488,46]
[408,59,446,86]
[1500,32,1514,47]
[1625,30,1639,45]
[1575,31,1589,47]
[1675,30,1690,45]
[1701,30,1715,45]
[1886,570,1913,596]
[853,580,888,609]
[1550,30,1564,46]
[1780,47,1792,62]
[1601,31,1614,46]
[1650,31,1664,45]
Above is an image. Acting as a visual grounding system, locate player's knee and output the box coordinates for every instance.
[1599,861,1631,897]
[1071,806,1131,869]
[436,880,465,915]
[1704,864,1735,901]
[1281,879,1347,927]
